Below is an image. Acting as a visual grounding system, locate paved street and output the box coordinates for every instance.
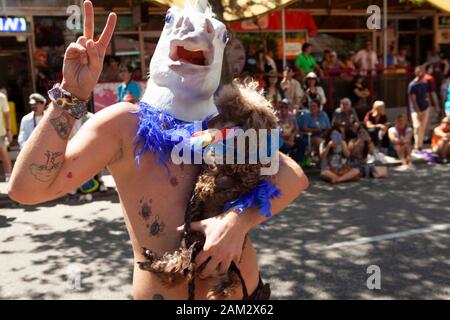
[1,164,449,300]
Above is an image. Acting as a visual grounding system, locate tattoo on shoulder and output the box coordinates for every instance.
[29,150,63,182]
[153,294,164,300]
[50,112,73,140]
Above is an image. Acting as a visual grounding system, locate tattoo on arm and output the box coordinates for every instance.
[29,150,63,182]
[50,112,73,140]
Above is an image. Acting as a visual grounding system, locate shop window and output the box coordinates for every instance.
[313,15,367,30]
[142,13,166,31]
[34,16,67,93]
[419,17,433,30]
[398,19,417,32]
[98,34,141,82]
[95,14,136,33]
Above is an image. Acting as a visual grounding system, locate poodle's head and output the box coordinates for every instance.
[210,78,278,131]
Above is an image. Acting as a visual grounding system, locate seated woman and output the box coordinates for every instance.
[278,99,299,156]
[319,125,360,184]
[332,98,360,141]
[297,99,331,154]
[302,72,327,111]
[348,127,388,178]
[432,116,450,163]
[388,114,415,171]
[364,100,389,148]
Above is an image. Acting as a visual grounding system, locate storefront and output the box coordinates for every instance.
[0,16,35,126]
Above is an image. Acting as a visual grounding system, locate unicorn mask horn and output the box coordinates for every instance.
[141,0,229,122]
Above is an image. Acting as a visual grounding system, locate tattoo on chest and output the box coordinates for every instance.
[139,198,153,221]
[147,215,165,237]
[153,294,164,300]
[138,198,166,238]
[29,150,63,182]
[50,112,73,140]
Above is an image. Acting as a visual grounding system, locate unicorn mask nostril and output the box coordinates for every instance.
[205,19,214,35]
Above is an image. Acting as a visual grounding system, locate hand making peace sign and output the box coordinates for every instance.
[61,1,117,101]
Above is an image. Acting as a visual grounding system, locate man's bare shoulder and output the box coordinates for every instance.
[84,102,139,138]
[83,102,140,166]
[91,102,139,124]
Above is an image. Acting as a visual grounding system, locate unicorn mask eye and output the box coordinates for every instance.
[222,30,228,44]
[165,12,174,25]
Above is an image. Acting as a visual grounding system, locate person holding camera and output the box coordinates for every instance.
[319,125,360,184]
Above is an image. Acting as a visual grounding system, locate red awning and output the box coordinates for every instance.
[230,11,317,37]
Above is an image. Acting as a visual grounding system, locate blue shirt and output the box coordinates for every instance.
[408,79,429,113]
[297,110,331,136]
[118,80,141,102]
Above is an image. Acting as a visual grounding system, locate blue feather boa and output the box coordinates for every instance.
[132,101,281,219]
[224,180,282,219]
[131,101,211,171]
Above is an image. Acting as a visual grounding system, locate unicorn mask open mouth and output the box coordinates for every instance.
[177,47,206,66]
[169,40,214,66]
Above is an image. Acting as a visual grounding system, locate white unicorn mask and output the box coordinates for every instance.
[141,0,228,122]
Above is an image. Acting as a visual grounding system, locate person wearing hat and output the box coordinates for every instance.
[18,93,48,150]
[302,72,327,111]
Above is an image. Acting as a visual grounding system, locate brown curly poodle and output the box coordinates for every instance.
[138,79,279,300]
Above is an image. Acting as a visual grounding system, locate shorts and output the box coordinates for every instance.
[329,166,352,177]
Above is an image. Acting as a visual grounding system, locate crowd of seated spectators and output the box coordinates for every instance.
[248,41,450,184]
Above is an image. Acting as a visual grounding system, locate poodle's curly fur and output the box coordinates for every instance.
[138,79,279,300]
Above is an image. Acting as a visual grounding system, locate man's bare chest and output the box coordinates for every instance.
[111,156,201,253]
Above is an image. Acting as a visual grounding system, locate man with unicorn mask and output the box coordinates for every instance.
[8,0,308,300]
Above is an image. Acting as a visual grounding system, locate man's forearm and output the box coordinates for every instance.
[8,103,75,201]
[237,154,309,231]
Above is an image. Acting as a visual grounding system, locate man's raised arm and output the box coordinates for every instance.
[7,1,117,204]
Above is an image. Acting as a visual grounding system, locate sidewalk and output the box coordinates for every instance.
[1,152,432,208]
